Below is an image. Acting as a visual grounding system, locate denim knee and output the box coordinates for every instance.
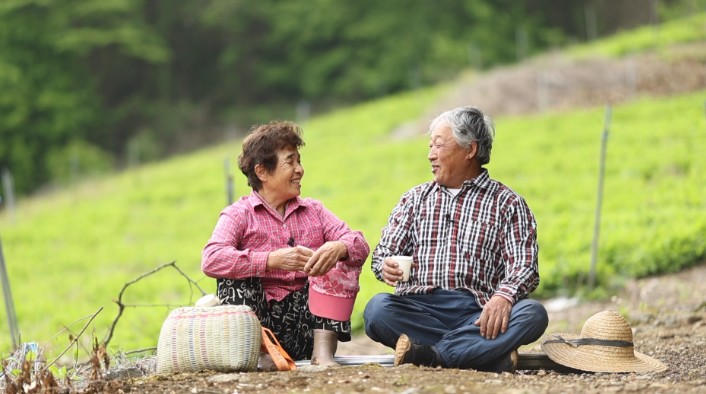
[363,293,393,323]
[518,299,549,339]
[527,299,549,328]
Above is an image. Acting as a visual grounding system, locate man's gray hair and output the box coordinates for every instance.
[429,106,495,165]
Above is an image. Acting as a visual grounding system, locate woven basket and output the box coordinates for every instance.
[156,305,261,373]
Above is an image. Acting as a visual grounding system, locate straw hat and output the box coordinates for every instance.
[541,310,667,373]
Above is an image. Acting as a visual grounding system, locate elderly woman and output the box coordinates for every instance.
[202,120,370,367]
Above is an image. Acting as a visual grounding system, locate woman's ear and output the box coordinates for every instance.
[255,164,269,183]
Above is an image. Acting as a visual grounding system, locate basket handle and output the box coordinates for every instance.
[261,327,297,371]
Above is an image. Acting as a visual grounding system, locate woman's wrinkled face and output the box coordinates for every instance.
[427,124,472,188]
[262,146,304,199]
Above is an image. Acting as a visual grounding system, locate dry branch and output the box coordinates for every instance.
[102,261,207,348]
[46,306,103,370]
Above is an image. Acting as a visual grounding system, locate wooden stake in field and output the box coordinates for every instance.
[225,158,234,206]
[1,168,16,224]
[589,105,611,288]
[0,237,20,350]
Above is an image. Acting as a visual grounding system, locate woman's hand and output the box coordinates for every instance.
[266,246,314,271]
[303,241,348,276]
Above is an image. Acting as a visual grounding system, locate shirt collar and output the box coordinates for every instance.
[464,168,491,190]
[247,189,303,213]
[438,168,491,192]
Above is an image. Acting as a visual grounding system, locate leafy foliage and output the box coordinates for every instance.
[0,0,167,194]
[45,140,114,186]
[5,0,697,194]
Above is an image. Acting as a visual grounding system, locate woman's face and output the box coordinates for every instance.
[261,146,304,200]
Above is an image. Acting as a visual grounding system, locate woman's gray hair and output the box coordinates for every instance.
[429,106,495,165]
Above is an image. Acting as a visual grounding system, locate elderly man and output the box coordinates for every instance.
[363,106,547,372]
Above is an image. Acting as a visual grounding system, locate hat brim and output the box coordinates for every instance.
[541,334,667,373]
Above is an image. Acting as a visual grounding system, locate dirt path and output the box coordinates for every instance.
[92,263,705,394]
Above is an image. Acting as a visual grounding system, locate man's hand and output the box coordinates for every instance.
[381,257,405,287]
[304,241,348,276]
[266,246,313,271]
[474,295,512,340]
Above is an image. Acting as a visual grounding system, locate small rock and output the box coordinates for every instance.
[105,367,145,380]
[686,315,702,324]
[297,364,329,372]
[624,382,646,391]
[207,373,241,383]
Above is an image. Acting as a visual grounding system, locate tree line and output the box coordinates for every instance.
[0,0,699,195]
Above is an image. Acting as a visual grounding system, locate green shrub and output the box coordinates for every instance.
[45,140,114,185]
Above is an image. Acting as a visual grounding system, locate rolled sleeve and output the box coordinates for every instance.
[201,209,270,279]
[497,197,540,303]
[315,201,370,267]
[338,231,370,267]
[371,190,416,282]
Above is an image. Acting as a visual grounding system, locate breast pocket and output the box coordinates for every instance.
[296,227,325,249]
[458,220,503,291]
[458,220,502,263]
[241,228,273,251]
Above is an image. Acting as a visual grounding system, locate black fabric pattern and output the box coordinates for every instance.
[217,278,351,360]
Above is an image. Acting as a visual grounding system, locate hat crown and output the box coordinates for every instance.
[580,310,634,343]
[541,310,667,373]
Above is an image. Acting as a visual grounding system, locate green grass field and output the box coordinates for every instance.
[2,88,704,360]
[1,13,706,360]
[568,12,706,58]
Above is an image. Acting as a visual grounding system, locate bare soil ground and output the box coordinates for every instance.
[92,263,706,394]
[74,46,706,393]
[392,42,706,138]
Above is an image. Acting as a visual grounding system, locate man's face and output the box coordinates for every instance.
[427,123,472,188]
[262,146,304,199]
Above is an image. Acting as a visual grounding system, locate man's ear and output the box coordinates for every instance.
[466,141,478,160]
[255,164,269,183]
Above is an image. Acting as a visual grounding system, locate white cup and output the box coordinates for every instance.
[391,256,413,281]
[195,294,221,307]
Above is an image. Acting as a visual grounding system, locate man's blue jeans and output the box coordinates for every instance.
[364,289,548,369]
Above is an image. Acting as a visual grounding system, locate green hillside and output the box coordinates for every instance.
[569,12,706,58]
[2,86,704,359]
[2,13,706,359]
